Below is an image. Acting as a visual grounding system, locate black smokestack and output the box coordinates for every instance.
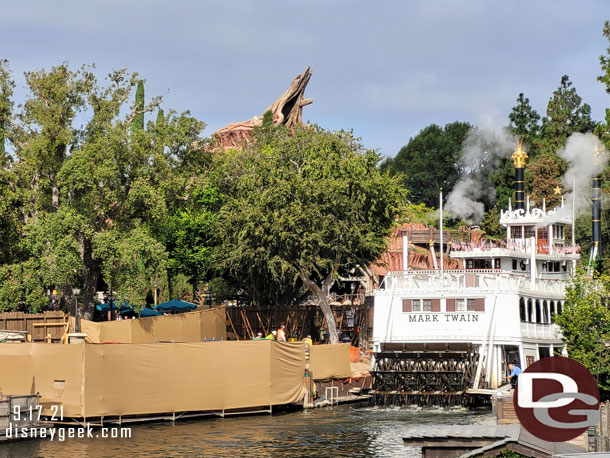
[512,142,527,211]
[591,173,602,261]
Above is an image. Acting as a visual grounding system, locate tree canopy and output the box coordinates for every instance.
[383,122,471,207]
[556,268,610,401]
[215,125,406,342]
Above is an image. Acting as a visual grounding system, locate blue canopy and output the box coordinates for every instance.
[154,299,197,312]
[95,301,133,313]
[140,308,164,317]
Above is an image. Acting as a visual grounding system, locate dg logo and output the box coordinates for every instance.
[514,356,600,442]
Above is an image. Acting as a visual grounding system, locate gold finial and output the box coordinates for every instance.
[554,185,562,195]
[512,139,528,168]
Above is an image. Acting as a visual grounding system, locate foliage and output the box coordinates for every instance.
[495,451,527,458]
[509,92,540,144]
[385,122,471,207]
[481,204,504,238]
[0,62,207,316]
[132,80,145,133]
[557,268,610,401]
[170,272,193,302]
[596,21,610,150]
[215,124,406,342]
[93,227,168,310]
[539,75,595,154]
[167,185,220,287]
[404,202,438,227]
[0,59,14,157]
[524,152,564,208]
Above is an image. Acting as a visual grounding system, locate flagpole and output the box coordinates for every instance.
[440,189,444,279]
[572,179,576,273]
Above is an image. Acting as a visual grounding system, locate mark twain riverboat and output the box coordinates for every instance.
[370,143,586,407]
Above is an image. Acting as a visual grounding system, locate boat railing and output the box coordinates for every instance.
[380,269,565,296]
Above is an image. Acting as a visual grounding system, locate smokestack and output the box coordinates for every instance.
[512,141,528,210]
[591,146,602,263]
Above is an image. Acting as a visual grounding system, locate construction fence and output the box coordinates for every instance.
[0,341,307,419]
[0,311,68,342]
[67,307,227,343]
[225,302,373,349]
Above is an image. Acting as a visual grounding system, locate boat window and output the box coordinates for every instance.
[412,299,421,312]
[456,299,465,312]
[511,226,523,239]
[422,299,431,312]
[524,225,536,239]
[519,298,526,321]
[467,299,475,311]
[494,259,500,269]
[512,259,517,270]
[553,224,564,240]
[466,259,491,269]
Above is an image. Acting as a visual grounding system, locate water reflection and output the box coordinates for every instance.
[0,405,494,458]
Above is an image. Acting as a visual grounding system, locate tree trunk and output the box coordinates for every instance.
[300,269,339,344]
[81,237,100,320]
[315,290,340,344]
[58,284,75,316]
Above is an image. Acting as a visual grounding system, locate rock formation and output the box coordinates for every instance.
[213,67,313,150]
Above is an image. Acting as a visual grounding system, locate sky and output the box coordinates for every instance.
[1,0,609,158]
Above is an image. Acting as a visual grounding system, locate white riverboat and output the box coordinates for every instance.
[370,145,585,402]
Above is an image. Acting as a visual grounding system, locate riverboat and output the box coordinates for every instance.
[370,143,589,406]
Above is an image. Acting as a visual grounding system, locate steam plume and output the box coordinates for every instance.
[445,124,514,223]
[558,133,608,215]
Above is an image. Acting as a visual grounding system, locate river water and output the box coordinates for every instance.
[1,404,494,458]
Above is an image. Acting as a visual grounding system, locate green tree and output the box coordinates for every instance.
[539,75,595,154]
[596,20,610,150]
[215,125,406,343]
[509,92,540,144]
[524,152,564,208]
[386,122,471,207]
[556,268,610,401]
[0,59,14,158]
[167,186,220,291]
[132,80,145,133]
[0,63,207,316]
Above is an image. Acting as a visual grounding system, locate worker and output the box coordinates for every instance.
[265,330,277,340]
[508,363,522,389]
[253,332,264,340]
[303,335,313,349]
[277,324,287,342]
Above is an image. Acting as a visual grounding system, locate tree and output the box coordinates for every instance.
[387,122,471,207]
[539,75,595,154]
[0,59,14,158]
[524,152,564,208]
[167,185,220,291]
[509,92,541,144]
[215,125,406,343]
[132,80,145,133]
[0,63,207,317]
[556,268,610,401]
[596,21,610,150]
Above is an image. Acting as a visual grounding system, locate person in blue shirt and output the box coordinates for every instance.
[508,363,522,389]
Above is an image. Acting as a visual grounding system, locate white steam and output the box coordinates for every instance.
[445,125,515,223]
[558,133,609,216]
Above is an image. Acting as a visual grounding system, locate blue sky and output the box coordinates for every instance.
[1,1,609,157]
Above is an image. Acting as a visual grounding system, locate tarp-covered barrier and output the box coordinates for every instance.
[0,340,305,418]
[309,343,351,380]
[68,306,226,343]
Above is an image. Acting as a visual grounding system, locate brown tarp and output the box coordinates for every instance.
[67,306,227,343]
[309,343,351,380]
[0,340,305,418]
